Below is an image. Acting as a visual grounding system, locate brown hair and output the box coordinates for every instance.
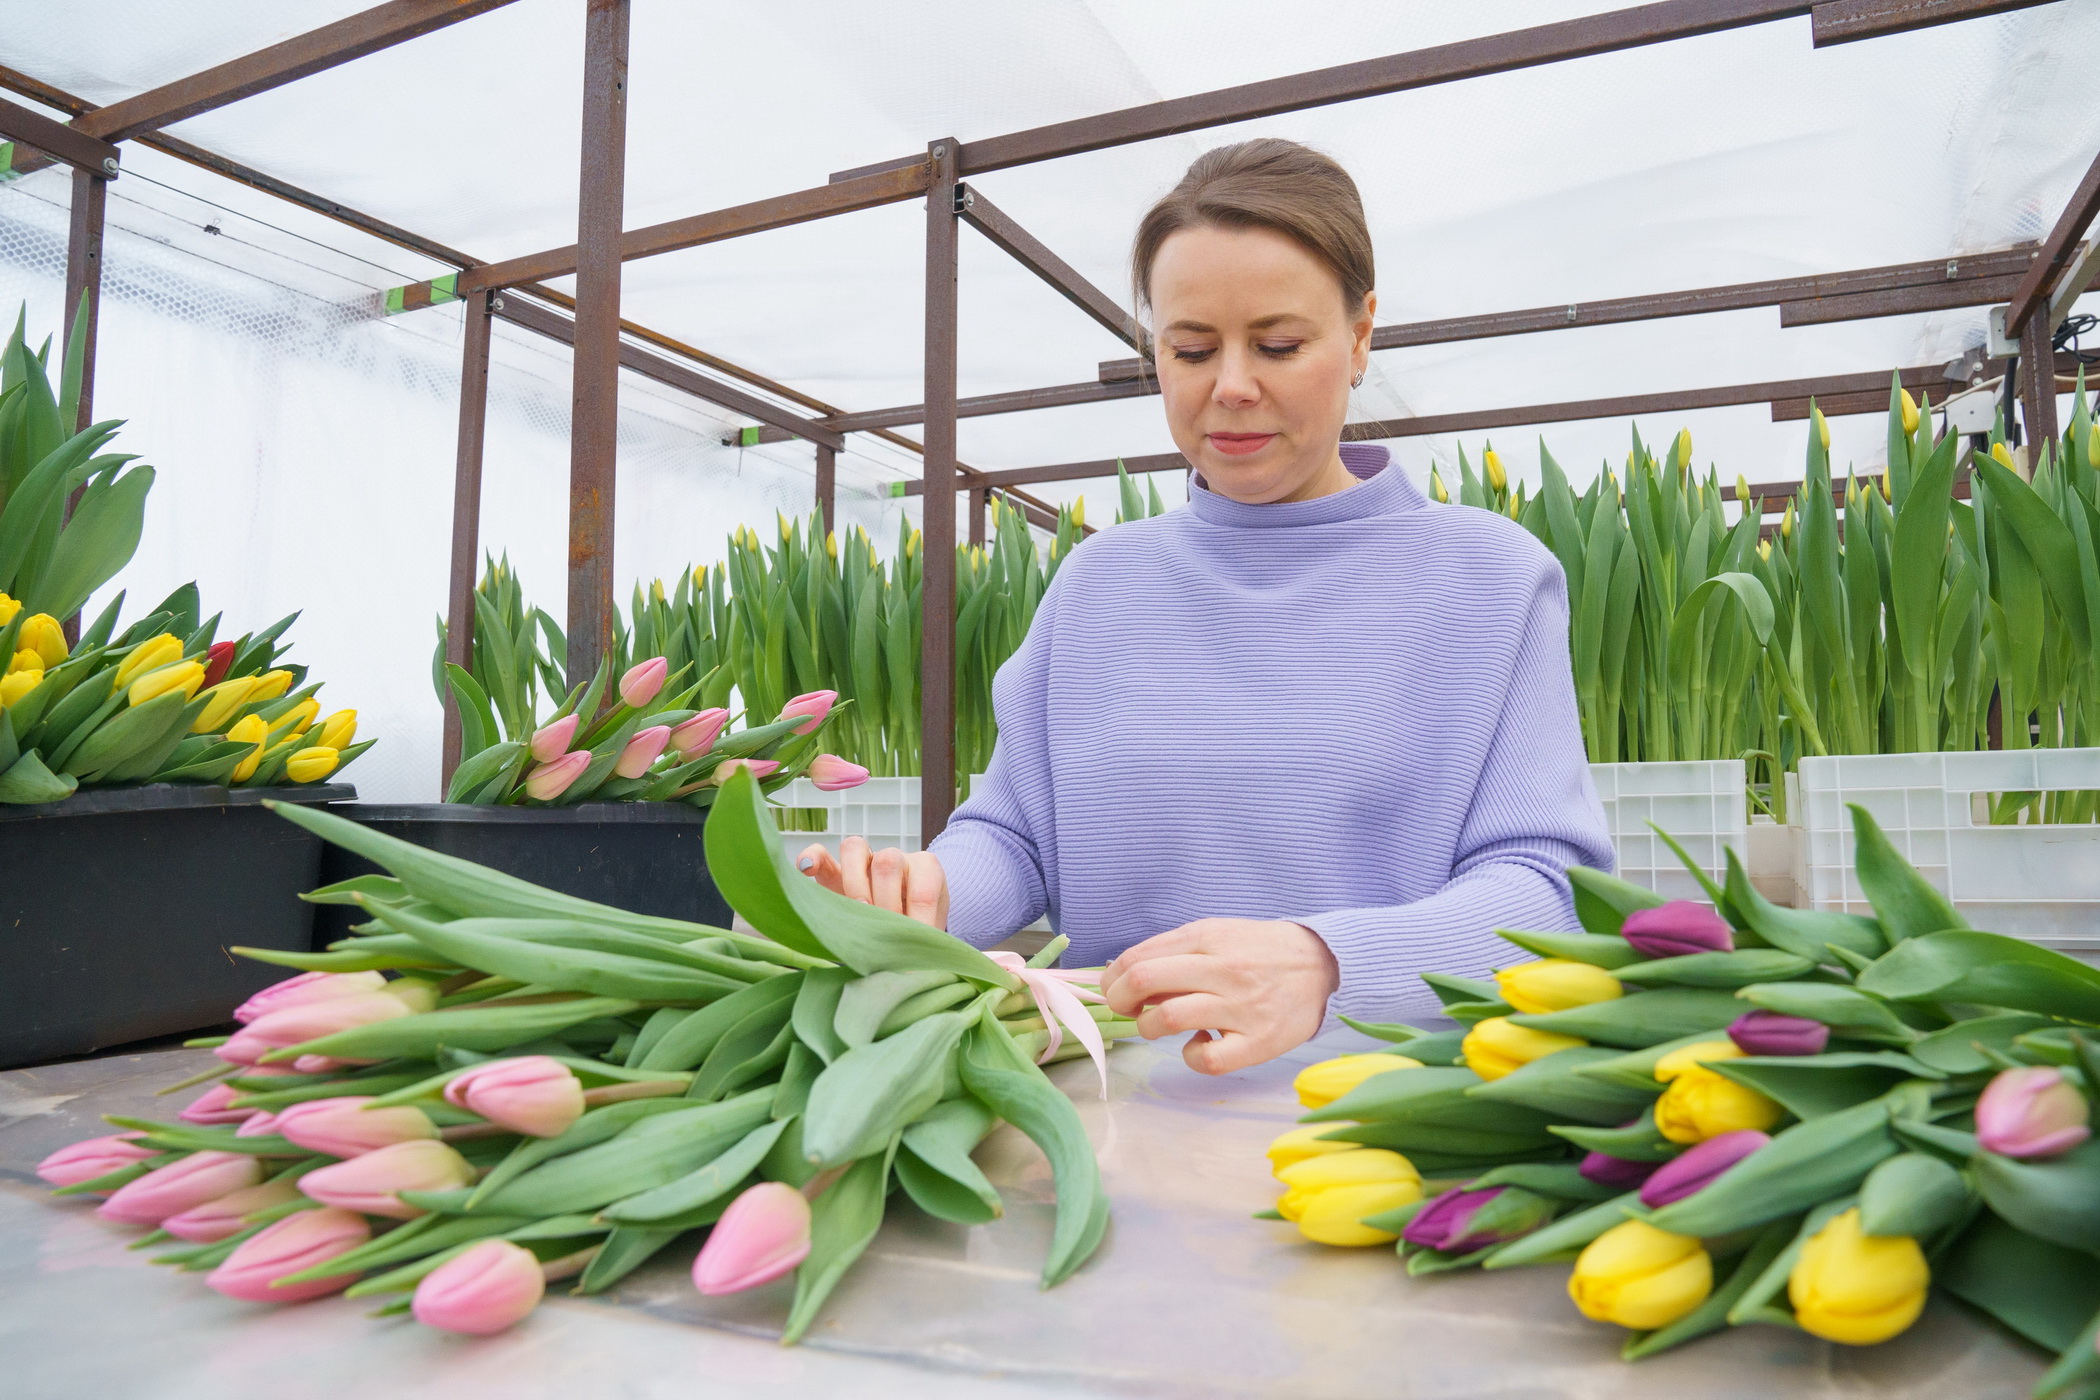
[1131,139,1374,325]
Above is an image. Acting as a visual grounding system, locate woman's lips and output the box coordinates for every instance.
[1207,432,1277,457]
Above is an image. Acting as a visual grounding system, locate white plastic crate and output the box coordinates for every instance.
[1791,749,2100,950]
[772,776,924,857]
[1588,760,1747,902]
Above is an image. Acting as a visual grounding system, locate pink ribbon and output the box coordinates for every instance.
[988,951,1111,1098]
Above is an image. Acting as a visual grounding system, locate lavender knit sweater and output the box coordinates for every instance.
[930,444,1614,1024]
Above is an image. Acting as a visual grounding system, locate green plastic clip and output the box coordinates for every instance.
[739,426,762,448]
[887,481,908,498]
[0,142,19,184]
[427,273,459,306]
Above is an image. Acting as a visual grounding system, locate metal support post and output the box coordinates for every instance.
[441,290,495,789]
[2019,309,2059,457]
[814,442,836,535]
[920,138,960,844]
[59,166,107,643]
[566,0,629,694]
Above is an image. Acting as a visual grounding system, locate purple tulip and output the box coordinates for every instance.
[1639,1129,1770,1207]
[1620,901,1734,958]
[1976,1066,2091,1160]
[1578,1150,1661,1190]
[1728,1010,1829,1057]
[1402,1186,1519,1254]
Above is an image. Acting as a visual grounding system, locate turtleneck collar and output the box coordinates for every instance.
[1186,443,1425,529]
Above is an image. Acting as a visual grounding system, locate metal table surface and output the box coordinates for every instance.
[0,1031,2047,1400]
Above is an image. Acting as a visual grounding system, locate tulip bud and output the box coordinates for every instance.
[1757,539,1772,561]
[1899,387,1920,435]
[236,1110,284,1138]
[778,689,837,735]
[692,1182,813,1294]
[1403,1184,1554,1254]
[19,612,66,668]
[807,753,870,792]
[1815,407,1831,451]
[98,1151,265,1226]
[271,696,319,738]
[283,746,339,784]
[614,725,672,779]
[234,970,388,1025]
[218,990,413,1065]
[1654,1041,1783,1143]
[1781,501,1795,539]
[1569,1219,1713,1330]
[160,1178,306,1244]
[112,633,181,688]
[206,1206,371,1304]
[1461,1016,1585,1081]
[191,676,259,734]
[1788,1208,1928,1345]
[1992,440,2015,469]
[275,1096,439,1157]
[1727,1009,1828,1057]
[1266,1124,1358,1176]
[299,1139,474,1219]
[825,530,838,559]
[0,591,18,625]
[36,1133,157,1191]
[7,647,38,675]
[618,657,669,709]
[524,750,591,801]
[413,1239,546,1334]
[1430,467,1450,504]
[1639,1129,1769,1207]
[0,667,42,708]
[1292,1052,1422,1109]
[315,709,357,749]
[1276,1148,1424,1246]
[529,713,579,763]
[249,669,294,702]
[712,757,779,785]
[1483,447,1507,492]
[668,708,728,757]
[380,978,439,1013]
[1578,1149,1659,1191]
[1975,1066,2091,1160]
[180,1083,260,1126]
[1494,959,1623,1016]
[129,660,206,708]
[442,1056,586,1138]
[1618,900,1734,958]
[201,640,237,689]
[227,712,270,781]
[1735,474,1751,505]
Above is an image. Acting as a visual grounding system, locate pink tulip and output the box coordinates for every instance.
[236,1111,283,1138]
[412,1239,546,1335]
[1976,1066,2091,1160]
[777,689,836,735]
[442,1057,585,1138]
[619,657,668,709]
[275,1096,438,1158]
[206,1206,370,1303]
[691,1182,812,1295]
[298,1139,473,1219]
[670,707,729,756]
[98,1151,264,1226]
[712,758,779,786]
[160,1178,306,1244]
[806,753,870,792]
[1640,1129,1770,1208]
[292,1054,360,1074]
[234,970,387,1025]
[36,1133,157,1191]
[218,991,413,1065]
[523,750,590,802]
[529,713,580,763]
[180,1082,259,1126]
[1619,900,1734,958]
[614,725,673,780]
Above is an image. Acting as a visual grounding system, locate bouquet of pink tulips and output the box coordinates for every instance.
[35,769,1132,1340]
[443,645,869,808]
[1264,812,2100,1397]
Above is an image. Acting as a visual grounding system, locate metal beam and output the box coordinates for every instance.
[63,170,107,432]
[956,183,1142,351]
[921,138,961,843]
[442,291,494,788]
[0,95,118,176]
[737,376,1154,445]
[1810,0,2062,45]
[566,0,628,695]
[2005,144,2100,335]
[2019,304,2060,449]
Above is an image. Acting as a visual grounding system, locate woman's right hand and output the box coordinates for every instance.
[797,837,949,929]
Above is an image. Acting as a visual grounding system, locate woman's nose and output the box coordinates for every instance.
[1212,349,1261,410]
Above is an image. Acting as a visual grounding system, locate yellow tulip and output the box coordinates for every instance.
[1735,474,1751,505]
[7,648,38,675]
[1757,539,1772,561]
[1654,1040,1743,1082]
[0,667,42,708]
[1788,1208,1928,1345]
[1495,959,1622,1016]
[1570,1220,1713,1329]
[19,613,66,668]
[228,713,270,782]
[2088,423,2099,466]
[1293,1052,1422,1109]
[129,660,206,708]
[1781,501,1795,539]
[271,697,320,737]
[248,670,294,703]
[1992,441,2015,470]
[1815,407,1830,451]
[113,633,182,688]
[1655,1041,1783,1143]
[651,577,667,602]
[1430,467,1450,504]
[285,746,340,784]
[1070,498,1084,528]
[315,708,357,750]
[1266,1124,1358,1176]
[1463,1017,1586,1081]
[826,531,838,559]
[1899,387,1920,435]
[191,676,259,734]
[1275,1148,1422,1246]
[0,591,19,626]
[1672,427,1693,469]
[1483,447,1507,492]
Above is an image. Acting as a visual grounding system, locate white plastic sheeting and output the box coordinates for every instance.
[1,1,2097,798]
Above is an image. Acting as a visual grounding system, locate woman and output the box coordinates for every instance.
[800,138,1612,1075]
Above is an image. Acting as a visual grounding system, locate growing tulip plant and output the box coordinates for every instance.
[34,770,1133,1340]
[1267,811,2100,1395]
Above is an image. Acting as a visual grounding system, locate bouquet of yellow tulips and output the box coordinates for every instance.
[1265,818,2100,1396]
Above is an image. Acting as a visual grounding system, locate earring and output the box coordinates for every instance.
[1351,371,1365,389]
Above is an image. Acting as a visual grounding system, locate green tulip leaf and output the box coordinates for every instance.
[1937,1211,2100,1353]
[1857,930,2100,1023]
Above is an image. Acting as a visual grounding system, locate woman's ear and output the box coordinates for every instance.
[1352,290,1377,374]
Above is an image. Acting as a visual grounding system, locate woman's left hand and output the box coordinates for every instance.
[1098,918,1339,1075]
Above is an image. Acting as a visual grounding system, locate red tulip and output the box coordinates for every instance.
[201,641,237,690]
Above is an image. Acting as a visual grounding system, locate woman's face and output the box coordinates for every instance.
[1147,223,1376,505]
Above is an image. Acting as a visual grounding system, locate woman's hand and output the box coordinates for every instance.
[797,836,949,929]
[1099,919,1339,1075]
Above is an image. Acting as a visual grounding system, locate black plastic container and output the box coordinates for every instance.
[0,784,355,1068]
[313,802,732,945]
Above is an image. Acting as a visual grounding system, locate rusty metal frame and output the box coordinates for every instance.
[956,183,1143,351]
[920,141,963,840]
[442,290,495,787]
[0,95,119,176]
[1810,0,2062,45]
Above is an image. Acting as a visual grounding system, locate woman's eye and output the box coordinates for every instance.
[1257,342,1303,358]
[1170,346,1216,363]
